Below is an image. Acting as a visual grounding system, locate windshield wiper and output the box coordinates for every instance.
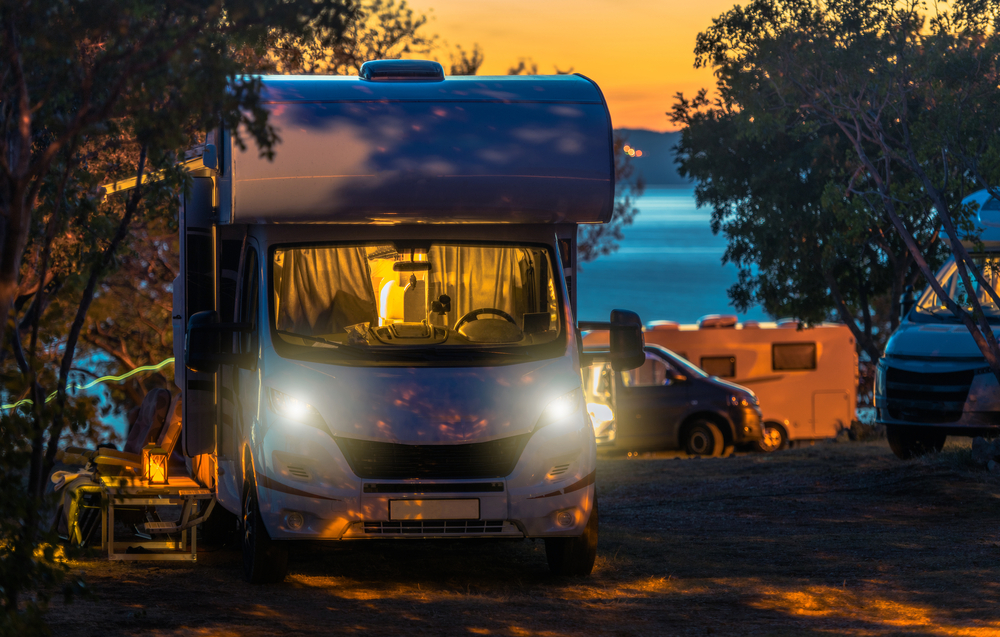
[275,330,370,355]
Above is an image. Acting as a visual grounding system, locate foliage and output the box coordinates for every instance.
[256,0,435,75]
[0,0,353,630]
[670,90,945,362]
[449,44,485,76]
[579,136,646,264]
[680,0,1000,381]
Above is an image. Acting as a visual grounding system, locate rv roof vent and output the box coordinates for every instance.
[776,318,801,329]
[742,321,760,329]
[647,320,679,331]
[359,59,445,82]
[698,314,738,329]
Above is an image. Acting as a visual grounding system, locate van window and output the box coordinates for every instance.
[700,356,736,378]
[772,342,816,371]
[621,355,667,387]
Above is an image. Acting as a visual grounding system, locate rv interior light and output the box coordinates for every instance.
[587,402,614,428]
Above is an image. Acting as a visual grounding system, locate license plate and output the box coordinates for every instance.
[389,499,479,520]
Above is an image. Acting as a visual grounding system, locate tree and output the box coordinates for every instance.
[0,1,352,629]
[260,0,436,75]
[670,90,944,362]
[449,44,485,76]
[686,0,1000,381]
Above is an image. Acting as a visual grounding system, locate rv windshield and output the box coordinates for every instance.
[916,258,1000,321]
[270,243,563,361]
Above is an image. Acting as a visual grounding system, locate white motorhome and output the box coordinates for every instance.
[168,61,644,582]
[585,316,857,450]
[875,189,1000,459]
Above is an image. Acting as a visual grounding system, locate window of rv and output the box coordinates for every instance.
[269,243,563,362]
[915,258,1000,321]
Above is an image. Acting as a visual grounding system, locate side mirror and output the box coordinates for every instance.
[609,309,645,371]
[185,310,253,374]
[672,373,688,383]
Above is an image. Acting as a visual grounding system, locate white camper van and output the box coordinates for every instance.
[585,316,857,450]
[168,61,645,582]
[875,189,1000,459]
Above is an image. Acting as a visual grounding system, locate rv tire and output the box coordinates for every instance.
[754,422,788,453]
[242,477,289,584]
[545,499,598,576]
[684,420,725,457]
[886,425,946,460]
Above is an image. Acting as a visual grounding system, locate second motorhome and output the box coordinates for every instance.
[168,61,644,582]
[585,316,857,451]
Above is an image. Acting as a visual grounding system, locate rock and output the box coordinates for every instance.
[972,437,992,465]
[989,459,1000,476]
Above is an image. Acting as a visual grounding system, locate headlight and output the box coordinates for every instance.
[535,388,583,430]
[875,360,886,397]
[267,388,329,432]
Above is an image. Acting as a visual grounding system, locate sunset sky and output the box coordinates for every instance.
[410,0,739,131]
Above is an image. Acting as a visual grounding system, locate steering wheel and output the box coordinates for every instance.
[454,307,519,331]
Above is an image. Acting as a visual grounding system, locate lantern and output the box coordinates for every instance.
[142,444,168,485]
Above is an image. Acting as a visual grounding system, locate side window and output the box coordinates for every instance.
[773,342,816,371]
[701,356,736,378]
[238,248,259,354]
[621,353,671,387]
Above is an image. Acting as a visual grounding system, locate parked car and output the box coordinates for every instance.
[585,316,857,451]
[582,344,764,455]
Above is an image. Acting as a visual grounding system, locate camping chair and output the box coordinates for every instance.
[53,389,182,545]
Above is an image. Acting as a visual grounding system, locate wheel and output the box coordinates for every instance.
[684,420,725,457]
[242,475,289,584]
[545,499,598,576]
[753,422,788,453]
[886,425,946,460]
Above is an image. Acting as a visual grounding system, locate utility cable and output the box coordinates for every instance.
[1,357,175,411]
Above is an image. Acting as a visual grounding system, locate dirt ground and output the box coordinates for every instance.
[45,440,1000,636]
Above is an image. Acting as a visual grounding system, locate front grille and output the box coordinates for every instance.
[363,520,505,535]
[335,434,530,479]
[885,367,975,423]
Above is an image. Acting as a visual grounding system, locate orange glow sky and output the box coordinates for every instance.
[410,0,738,131]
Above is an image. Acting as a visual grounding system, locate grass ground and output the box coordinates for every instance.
[46,439,1000,636]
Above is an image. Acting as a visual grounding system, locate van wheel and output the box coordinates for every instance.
[754,422,788,453]
[545,500,598,576]
[886,425,946,460]
[242,476,288,584]
[684,420,725,457]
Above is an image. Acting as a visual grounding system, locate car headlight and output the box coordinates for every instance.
[535,388,583,430]
[875,360,886,397]
[267,388,329,432]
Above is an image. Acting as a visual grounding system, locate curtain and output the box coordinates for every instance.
[275,247,377,335]
[428,246,527,326]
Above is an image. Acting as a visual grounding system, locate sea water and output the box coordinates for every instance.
[577,185,767,325]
